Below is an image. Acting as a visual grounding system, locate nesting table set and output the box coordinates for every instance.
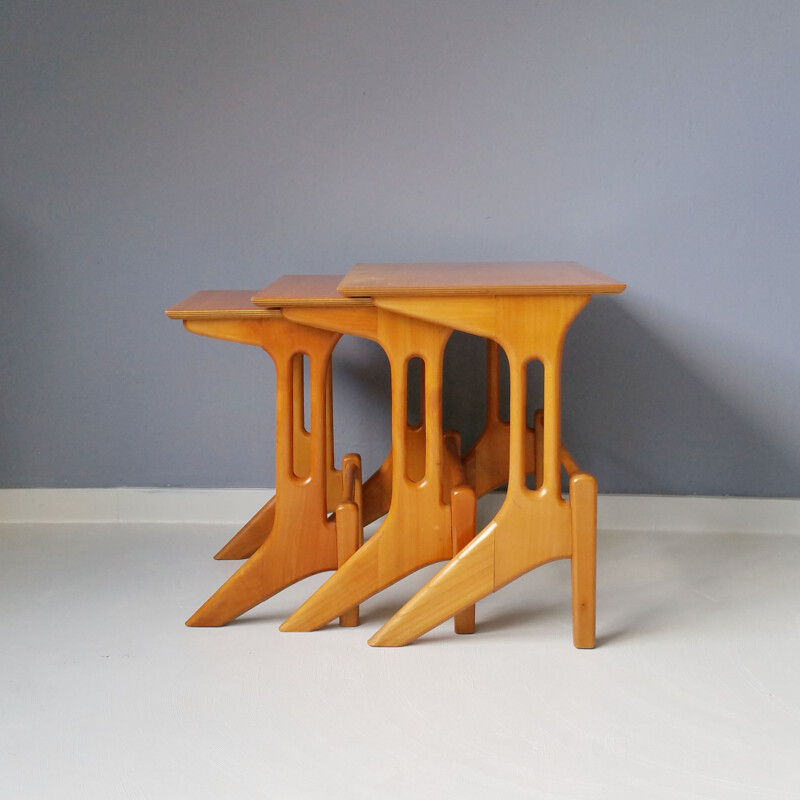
[166,262,625,647]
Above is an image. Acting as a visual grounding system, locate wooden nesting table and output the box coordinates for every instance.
[328,262,625,647]
[166,283,375,627]
[167,262,624,648]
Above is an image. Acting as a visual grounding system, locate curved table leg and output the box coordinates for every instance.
[216,363,412,560]
[220,337,538,563]
[280,307,458,633]
[368,294,594,647]
[213,353,311,559]
[368,521,496,646]
[184,316,362,627]
[214,494,277,560]
[462,340,538,495]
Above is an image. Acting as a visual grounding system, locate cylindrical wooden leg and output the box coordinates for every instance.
[337,453,363,627]
[336,502,361,627]
[451,485,477,634]
[570,472,597,649]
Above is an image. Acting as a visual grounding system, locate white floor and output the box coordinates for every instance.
[2,518,799,799]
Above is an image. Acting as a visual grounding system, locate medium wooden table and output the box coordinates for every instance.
[278,262,625,647]
[253,277,480,635]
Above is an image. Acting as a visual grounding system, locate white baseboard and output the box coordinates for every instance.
[0,488,797,534]
[0,488,275,525]
[596,494,799,535]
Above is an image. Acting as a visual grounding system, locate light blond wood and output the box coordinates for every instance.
[338,262,626,297]
[368,293,595,647]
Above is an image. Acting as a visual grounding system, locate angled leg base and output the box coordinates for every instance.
[368,491,571,646]
[279,509,450,632]
[187,517,338,627]
[214,495,276,560]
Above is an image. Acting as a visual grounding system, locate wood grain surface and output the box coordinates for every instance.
[337,262,626,296]
[166,290,280,319]
[252,274,373,307]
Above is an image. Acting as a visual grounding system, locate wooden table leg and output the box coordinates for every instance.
[216,359,396,560]
[335,452,364,627]
[216,337,533,564]
[445,432,477,635]
[181,316,362,627]
[366,294,596,647]
[213,354,307,559]
[341,338,536,534]
[278,306,475,634]
[462,340,538,496]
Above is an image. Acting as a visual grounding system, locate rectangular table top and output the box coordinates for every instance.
[252,274,373,308]
[166,290,281,319]
[337,262,626,297]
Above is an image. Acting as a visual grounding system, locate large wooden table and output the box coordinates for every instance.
[274,262,625,647]
[167,262,624,647]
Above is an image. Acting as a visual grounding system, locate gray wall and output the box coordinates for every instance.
[2,1,799,496]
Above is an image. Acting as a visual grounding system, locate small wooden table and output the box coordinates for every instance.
[332,262,625,647]
[166,283,370,627]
